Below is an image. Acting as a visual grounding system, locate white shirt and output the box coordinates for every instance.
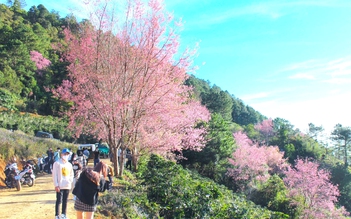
[52,158,74,189]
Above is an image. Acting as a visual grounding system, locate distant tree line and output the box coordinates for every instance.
[185,75,266,125]
[1,1,351,218]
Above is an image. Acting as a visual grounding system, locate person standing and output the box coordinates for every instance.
[72,161,110,219]
[77,148,83,157]
[109,150,113,163]
[126,150,132,171]
[37,155,44,172]
[93,148,100,167]
[83,148,90,165]
[72,158,82,185]
[54,147,61,162]
[47,148,54,173]
[107,164,114,187]
[117,148,122,166]
[52,148,74,219]
[71,155,83,201]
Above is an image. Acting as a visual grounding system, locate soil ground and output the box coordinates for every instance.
[0,172,77,219]
[0,159,111,219]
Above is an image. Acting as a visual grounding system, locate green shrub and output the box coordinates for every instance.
[100,154,288,219]
[0,88,18,111]
[250,174,294,216]
[0,111,73,141]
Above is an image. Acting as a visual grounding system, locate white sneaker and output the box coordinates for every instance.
[61,214,68,219]
[55,216,61,219]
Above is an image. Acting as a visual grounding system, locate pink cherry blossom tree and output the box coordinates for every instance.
[227,131,287,192]
[284,158,349,218]
[254,118,274,145]
[30,51,51,75]
[54,0,210,176]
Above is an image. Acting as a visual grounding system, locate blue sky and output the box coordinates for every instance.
[13,0,351,135]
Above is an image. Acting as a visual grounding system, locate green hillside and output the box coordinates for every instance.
[1,1,351,218]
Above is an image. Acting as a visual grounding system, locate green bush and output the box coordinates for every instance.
[250,174,294,216]
[0,111,73,141]
[0,88,18,111]
[100,154,288,219]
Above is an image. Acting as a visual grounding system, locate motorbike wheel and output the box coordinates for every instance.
[15,180,21,191]
[5,178,10,188]
[27,178,34,187]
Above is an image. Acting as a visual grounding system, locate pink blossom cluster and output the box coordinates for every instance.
[284,159,349,218]
[227,131,287,189]
[228,130,349,218]
[254,118,274,144]
[30,51,51,74]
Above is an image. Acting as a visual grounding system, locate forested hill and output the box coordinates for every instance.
[0,1,78,116]
[0,1,265,127]
[2,2,351,218]
[186,75,266,125]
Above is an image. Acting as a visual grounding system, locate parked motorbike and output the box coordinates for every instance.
[15,162,36,190]
[4,162,21,191]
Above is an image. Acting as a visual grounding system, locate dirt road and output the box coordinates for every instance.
[0,172,76,219]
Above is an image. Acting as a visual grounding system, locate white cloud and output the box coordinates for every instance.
[278,56,351,83]
[24,0,90,19]
[288,73,315,80]
[249,91,351,134]
[25,0,126,21]
[323,78,351,84]
[240,56,351,135]
[280,59,322,72]
[329,89,341,94]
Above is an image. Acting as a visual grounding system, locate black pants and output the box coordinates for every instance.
[55,189,69,216]
[48,160,54,173]
[126,160,132,170]
[94,158,100,167]
[108,174,113,183]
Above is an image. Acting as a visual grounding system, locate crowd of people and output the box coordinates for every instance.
[36,144,116,219]
[5,142,133,219]
[51,147,112,219]
[29,144,133,219]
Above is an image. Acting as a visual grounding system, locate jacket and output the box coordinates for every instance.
[72,169,107,206]
[52,159,74,189]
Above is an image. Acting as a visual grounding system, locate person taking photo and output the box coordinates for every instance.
[72,161,110,219]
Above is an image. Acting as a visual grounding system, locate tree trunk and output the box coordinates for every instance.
[132,155,137,172]
[112,147,119,177]
[132,149,139,172]
[118,149,125,177]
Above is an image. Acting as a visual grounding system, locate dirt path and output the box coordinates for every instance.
[0,172,76,219]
